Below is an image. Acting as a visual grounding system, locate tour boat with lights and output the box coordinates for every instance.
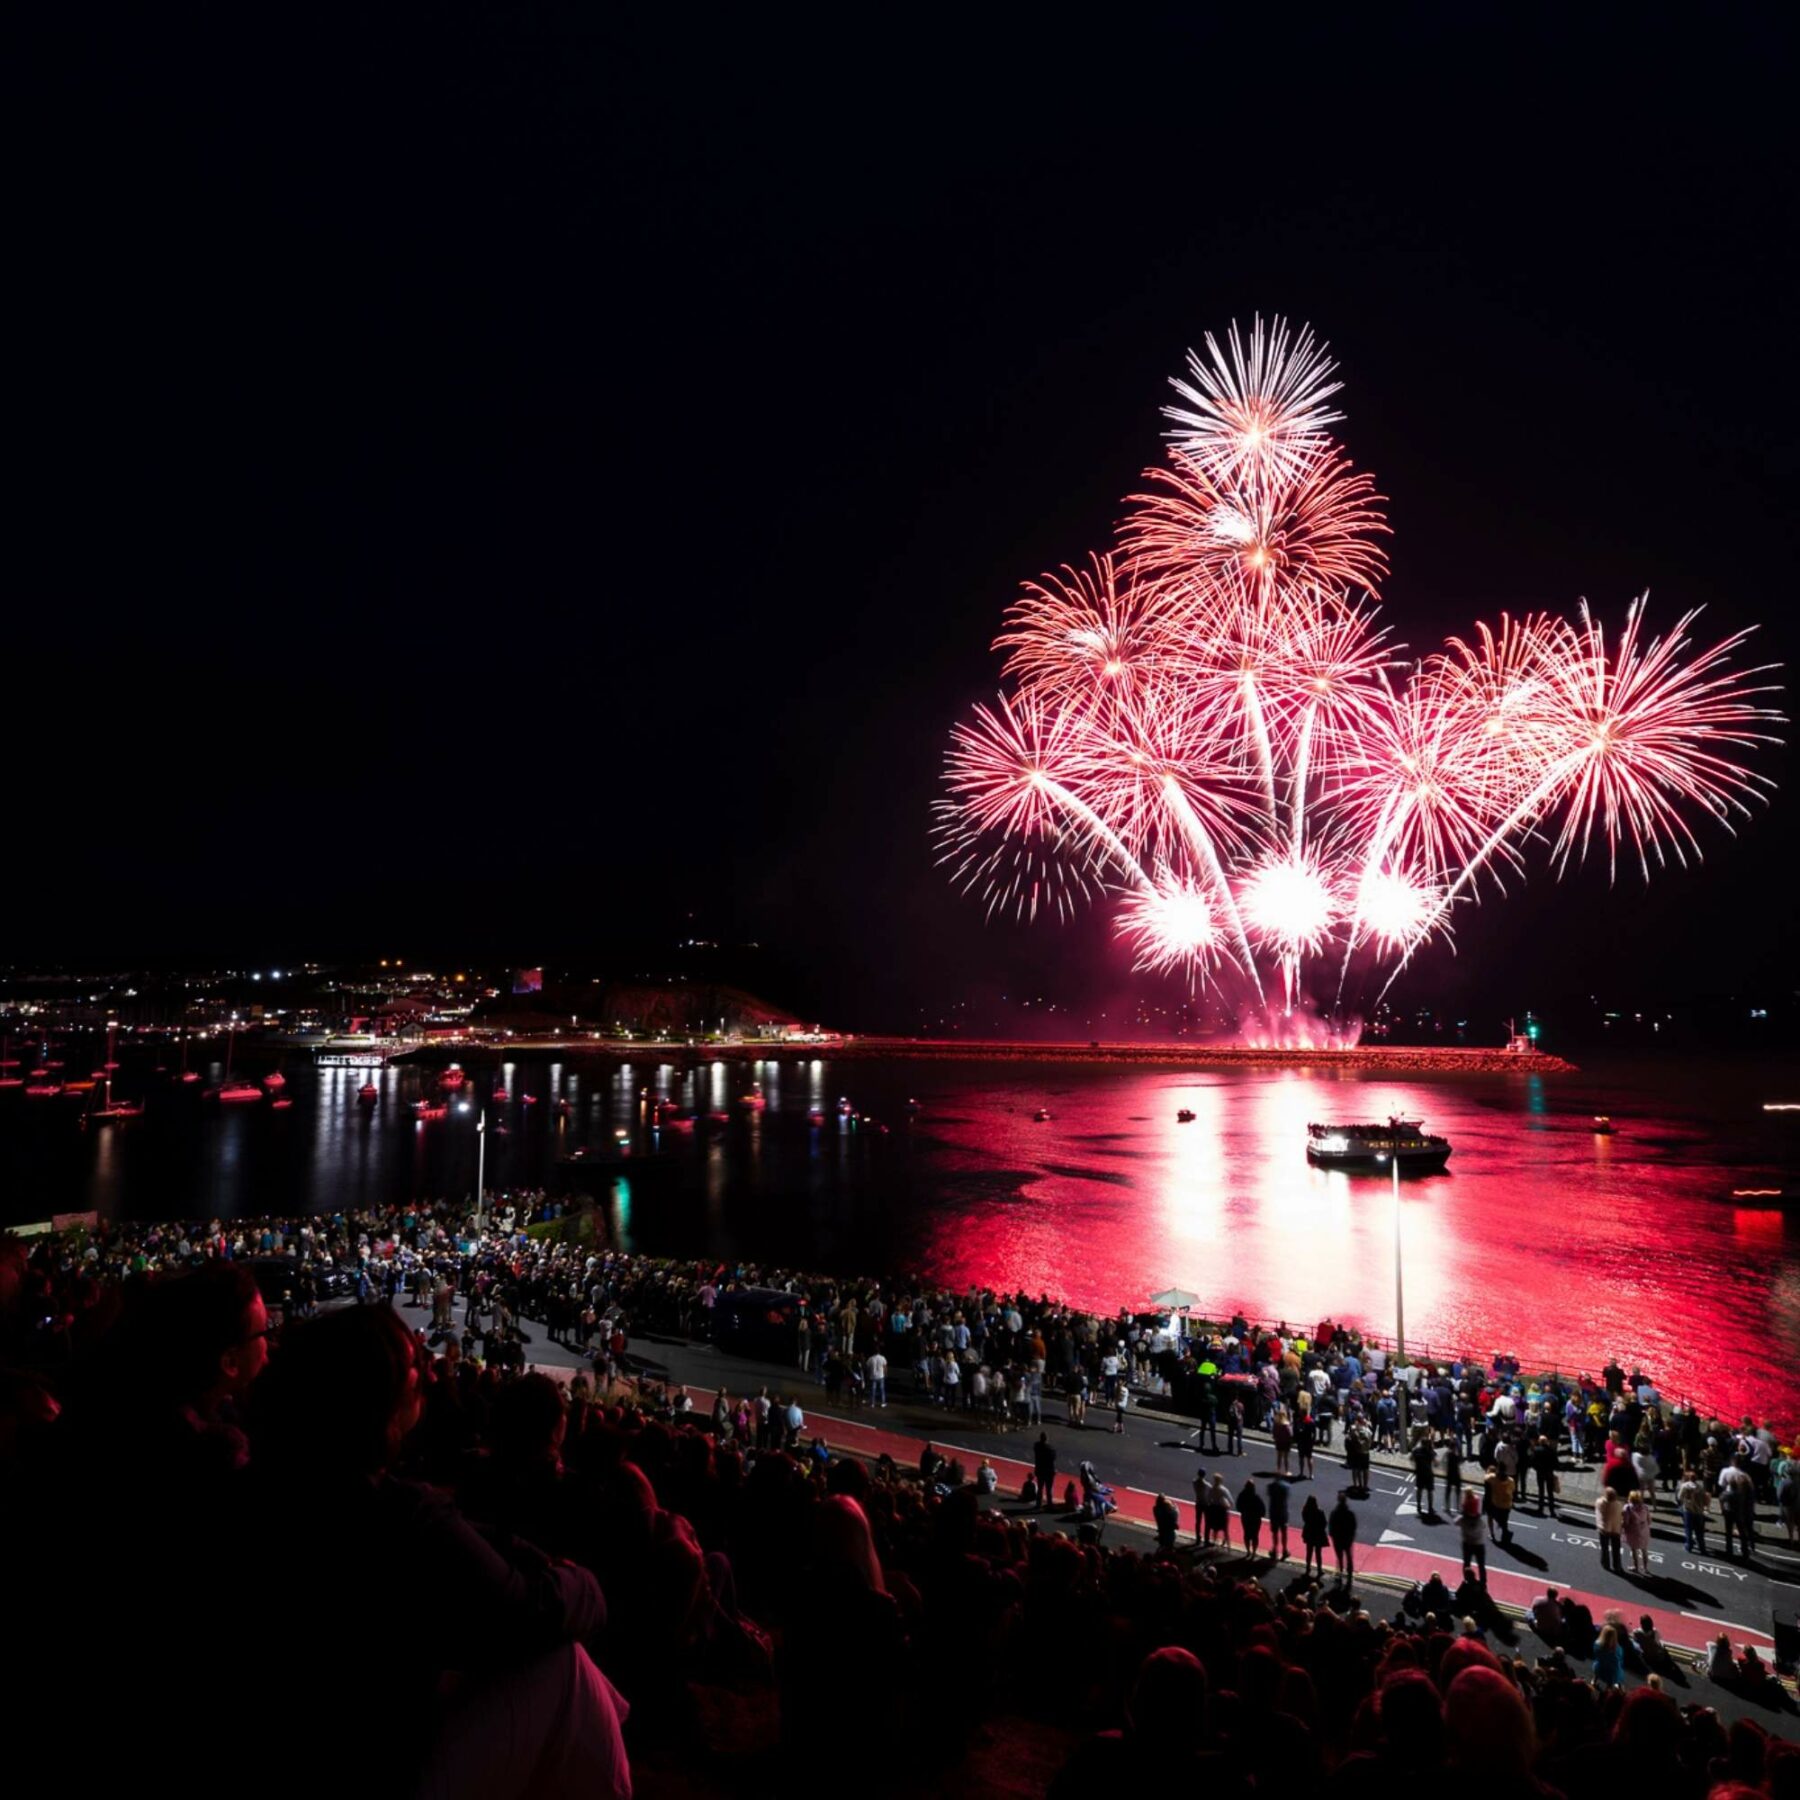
[1306,1116,1452,1173]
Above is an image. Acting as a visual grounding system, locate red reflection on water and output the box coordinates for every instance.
[900,1059,1800,1428]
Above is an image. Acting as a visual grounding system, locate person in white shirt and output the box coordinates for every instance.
[865,1350,888,1408]
[1718,1460,1757,1559]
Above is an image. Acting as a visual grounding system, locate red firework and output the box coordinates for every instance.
[937,320,1783,1016]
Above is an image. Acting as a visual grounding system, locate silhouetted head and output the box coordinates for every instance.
[253,1303,422,1476]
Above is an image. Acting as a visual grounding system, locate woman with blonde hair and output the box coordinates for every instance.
[1622,1489,1653,1574]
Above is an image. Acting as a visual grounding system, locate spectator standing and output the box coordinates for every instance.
[1677,1467,1711,1553]
[1237,1478,1265,1557]
[1594,1485,1625,1573]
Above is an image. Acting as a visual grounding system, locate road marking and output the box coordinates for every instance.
[1681,1611,1775,1641]
[1380,1530,1415,1544]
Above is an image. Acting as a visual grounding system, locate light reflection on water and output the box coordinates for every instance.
[5,1050,1800,1420]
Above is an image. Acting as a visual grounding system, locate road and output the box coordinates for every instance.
[468,1310,1800,1680]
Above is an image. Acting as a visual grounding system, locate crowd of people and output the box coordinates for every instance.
[2,1203,1797,1796]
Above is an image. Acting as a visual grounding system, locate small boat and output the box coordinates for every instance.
[1592,1115,1614,1135]
[90,1025,141,1119]
[271,1098,293,1111]
[1033,1107,1052,1122]
[63,1078,98,1094]
[739,1089,766,1110]
[180,1071,201,1085]
[809,1107,827,1126]
[492,1086,510,1103]
[1176,1108,1196,1122]
[26,1082,64,1098]
[413,1100,449,1121]
[1306,1116,1452,1173]
[0,1077,23,1091]
[837,1096,854,1114]
[438,1064,468,1091]
[217,1083,264,1103]
[264,1070,287,1092]
[521,1093,539,1106]
[557,1097,572,1114]
[358,1082,379,1105]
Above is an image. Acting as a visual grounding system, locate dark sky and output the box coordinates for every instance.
[13,10,1798,1030]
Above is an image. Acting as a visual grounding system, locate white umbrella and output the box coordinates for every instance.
[1148,1288,1201,1310]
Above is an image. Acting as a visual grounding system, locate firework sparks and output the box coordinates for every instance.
[937,321,1783,1027]
[1116,868,1222,983]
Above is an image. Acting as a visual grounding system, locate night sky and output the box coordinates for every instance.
[13,11,1798,1032]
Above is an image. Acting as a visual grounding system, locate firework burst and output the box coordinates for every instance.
[936,318,1783,1025]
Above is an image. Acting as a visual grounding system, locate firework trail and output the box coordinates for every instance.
[934,316,1783,1027]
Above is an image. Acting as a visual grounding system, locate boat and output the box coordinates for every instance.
[412,1100,449,1121]
[0,1076,22,1091]
[211,1022,263,1100]
[63,1078,98,1094]
[90,1024,144,1120]
[1592,1115,1614,1135]
[357,1081,379,1105]
[1176,1107,1196,1122]
[264,1070,287,1092]
[1306,1116,1452,1172]
[26,1082,64,1098]
[1729,1187,1799,1207]
[438,1064,468,1091]
[492,1085,509,1103]
[1033,1107,1052,1122]
[271,1097,293,1111]
[521,1093,539,1106]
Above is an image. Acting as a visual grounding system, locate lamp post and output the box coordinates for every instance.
[460,1102,489,1230]
[1390,1150,1406,1366]
[476,1105,487,1229]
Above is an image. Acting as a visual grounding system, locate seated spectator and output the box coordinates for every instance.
[253,1305,629,1797]
[1529,1585,1563,1644]
[1050,1646,1251,1797]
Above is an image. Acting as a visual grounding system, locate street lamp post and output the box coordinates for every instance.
[460,1102,489,1231]
[475,1106,487,1229]
[1391,1151,1406,1366]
